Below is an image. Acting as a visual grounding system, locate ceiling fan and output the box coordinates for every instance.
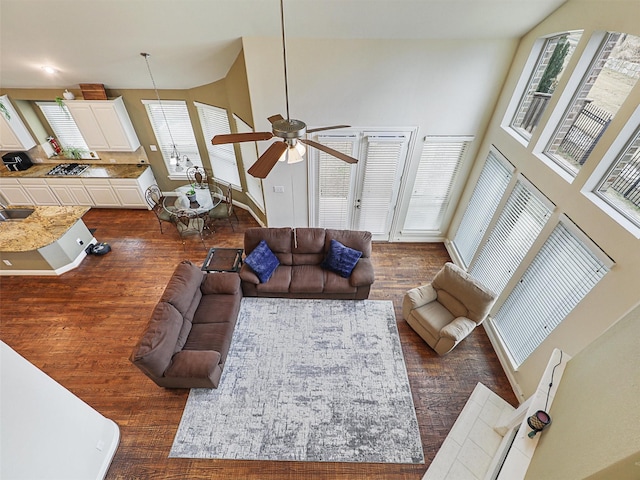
[211,0,358,179]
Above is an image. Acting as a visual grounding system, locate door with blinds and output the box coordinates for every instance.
[311,131,411,241]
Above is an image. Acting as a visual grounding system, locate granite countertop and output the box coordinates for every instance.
[0,206,90,252]
[0,163,149,179]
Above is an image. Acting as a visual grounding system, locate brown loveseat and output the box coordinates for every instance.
[240,227,374,300]
[130,261,242,388]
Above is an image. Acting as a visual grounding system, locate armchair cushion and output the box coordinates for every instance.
[440,317,477,341]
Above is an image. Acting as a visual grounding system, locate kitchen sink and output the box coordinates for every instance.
[0,208,35,221]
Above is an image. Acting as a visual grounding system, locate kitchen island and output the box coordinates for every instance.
[0,206,95,275]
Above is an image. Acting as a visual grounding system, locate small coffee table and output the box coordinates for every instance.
[202,248,243,272]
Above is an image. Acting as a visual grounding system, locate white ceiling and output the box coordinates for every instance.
[0,0,567,90]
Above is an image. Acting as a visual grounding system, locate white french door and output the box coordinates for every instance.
[311,130,411,241]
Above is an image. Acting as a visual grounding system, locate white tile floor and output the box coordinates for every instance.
[422,383,515,480]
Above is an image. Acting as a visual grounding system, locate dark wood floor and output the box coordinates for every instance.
[0,208,518,480]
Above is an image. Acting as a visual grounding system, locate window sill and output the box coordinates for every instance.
[582,191,640,239]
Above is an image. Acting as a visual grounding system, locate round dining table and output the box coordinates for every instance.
[162,183,224,244]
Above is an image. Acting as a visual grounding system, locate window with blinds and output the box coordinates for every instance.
[403,136,472,232]
[37,102,89,151]
[196,103,240,187]
[469,178,553,295]
[452,149,514,267]
[492,217,612,367]
[233,114,264,210]
[316,136,358,229]
[142,100,202,175]
[357,135,408,235]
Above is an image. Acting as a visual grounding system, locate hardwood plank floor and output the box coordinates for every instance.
[0,208,518,479]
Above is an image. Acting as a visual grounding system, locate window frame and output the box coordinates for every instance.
[195,102,241,188]
[582,104,640,238]
[142,99,202,180]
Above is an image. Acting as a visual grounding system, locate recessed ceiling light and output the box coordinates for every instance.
[41,66,58,74]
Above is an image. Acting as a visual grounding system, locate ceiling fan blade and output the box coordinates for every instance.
[212,132,273,145]
[247,142,288,178]
[267,114,285,124]
[300,139,358,164]
[306,125,351,134]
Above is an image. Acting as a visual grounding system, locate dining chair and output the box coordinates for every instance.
[186,166,207,190]
[144,184,173,234]
[163,194,207,250]
[206,183,238,232]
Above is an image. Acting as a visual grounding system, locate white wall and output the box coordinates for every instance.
[450,0,640,398]
[242,36,517,227]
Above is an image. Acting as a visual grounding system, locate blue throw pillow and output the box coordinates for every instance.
[321,239,363,278]
[244,240,279,283]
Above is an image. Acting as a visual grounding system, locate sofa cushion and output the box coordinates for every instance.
[323,270,358,293]
[184,322,237,363]
[193,293,242,325]
[201,272,241,295]
[256,265,292,293]
[245,239,280,283]
[160,261,204,317]
[292,228,326,265]
[290,265,325,293]
[130,302,184,378]
[244,227,293,265]
[321,239,363,278]
[326,229,372,258]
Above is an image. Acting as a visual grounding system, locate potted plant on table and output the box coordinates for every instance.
[186,186,197,203]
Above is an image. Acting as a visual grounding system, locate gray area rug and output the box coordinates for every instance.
[169,298,424,463]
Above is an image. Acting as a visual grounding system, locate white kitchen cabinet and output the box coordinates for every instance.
[109,167,155,208]
[82,179,120,207]
[46,179,94,206]
[18,178,59,206]
[0,95,37,151]
[64,97,140,152]
[0,178,33,206]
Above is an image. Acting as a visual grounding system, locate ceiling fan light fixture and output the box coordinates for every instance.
[278,140,306,164]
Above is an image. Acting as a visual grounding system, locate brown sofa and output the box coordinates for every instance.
[130,261,242,388]
[240,227,374,300]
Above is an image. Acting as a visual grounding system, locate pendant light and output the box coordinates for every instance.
[141,52,186,170]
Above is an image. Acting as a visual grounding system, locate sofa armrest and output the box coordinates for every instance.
[440,317,477,341]
[349,258,375,287]
[164,350,222,379]
[201,272,241,295]
[239,263,260,285]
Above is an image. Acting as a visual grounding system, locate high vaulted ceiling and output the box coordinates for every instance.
[0,0,567,90]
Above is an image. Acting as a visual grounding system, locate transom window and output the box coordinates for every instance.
[544,32,640,175]
[510,31,582,141]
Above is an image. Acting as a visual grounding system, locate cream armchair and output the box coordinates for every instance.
[402,262,497,355]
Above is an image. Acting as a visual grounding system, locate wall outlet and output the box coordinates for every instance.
[109,159,116,163]
[149,144,158,152]
[34,157,44,163]
[76,238,84,246]
[273,186,285,193]
[2,259,12,266]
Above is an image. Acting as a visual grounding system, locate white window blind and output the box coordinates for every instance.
[317,136,358,229]
[233,114,264,210]
[142,100,202,175]
[358,135,407,235]
[470,179,553,295]
[492,218,612,367]
[196,103,240,187]
[403,136,472,232]
[453,150,514,267]
[37,102,89,151]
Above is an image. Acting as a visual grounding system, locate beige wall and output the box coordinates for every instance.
[524,302,640,480]
[449,0,640,400]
